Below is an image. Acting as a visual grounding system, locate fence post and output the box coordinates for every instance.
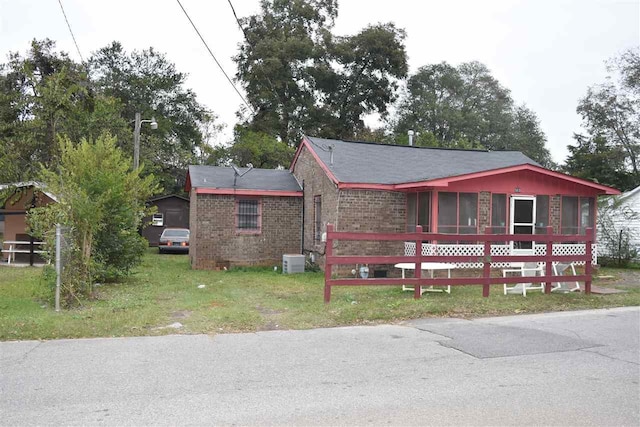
[55,223,61,312]
[414,225,423,299]
[544,226,553,294]
[482,227,491,297]
[324,223,334,303]
[585,227,593,295]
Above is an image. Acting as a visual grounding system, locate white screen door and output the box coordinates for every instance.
[510,196,536,254]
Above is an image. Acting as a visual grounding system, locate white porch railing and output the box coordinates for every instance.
[404,241,598,269]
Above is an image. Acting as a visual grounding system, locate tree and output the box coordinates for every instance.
[0,39,128,183]
[89,42,218,192]
[235,0,407,147]
[206,127,294,168]
[563,134,634,191]
[575,48,640,185]
[28,133,159,304]
[391,61,552,166]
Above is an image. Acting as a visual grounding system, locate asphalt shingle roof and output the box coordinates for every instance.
[188,165,302,192]
[304,137,540,184]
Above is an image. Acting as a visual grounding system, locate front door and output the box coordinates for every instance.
[510,196,536,254]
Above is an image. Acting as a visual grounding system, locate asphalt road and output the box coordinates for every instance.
[1,307,638,426]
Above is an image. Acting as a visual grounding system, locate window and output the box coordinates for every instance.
[406,192,431,232]
[535,196,549,234]
[491,194,507,235]
[236,198,261,232]
[438,192,478,235]
[152,213,164,227]
[561,196,594,235]
[314,195,322,243]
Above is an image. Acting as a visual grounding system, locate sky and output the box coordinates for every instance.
[0,0,638,164]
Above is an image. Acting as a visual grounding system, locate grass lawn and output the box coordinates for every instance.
[1,250,639,341]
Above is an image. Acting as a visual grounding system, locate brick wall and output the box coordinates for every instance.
[550,195,561,234]
[291,145,339,258]
[189,189,198,266]
[190,194,302,270]
[292,146,406,274]
[478,191,491,233]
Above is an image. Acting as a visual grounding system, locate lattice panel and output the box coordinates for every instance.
[404,242,597,268]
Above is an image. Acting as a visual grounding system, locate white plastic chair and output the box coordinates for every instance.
[551,263,581,293]
[503,262,545,296]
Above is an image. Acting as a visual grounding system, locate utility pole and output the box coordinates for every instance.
[133,112,141,170]
[133,113,157,170]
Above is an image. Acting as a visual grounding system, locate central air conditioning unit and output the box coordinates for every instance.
[282,254,305,274]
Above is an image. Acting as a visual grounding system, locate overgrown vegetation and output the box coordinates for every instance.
[27,134,159,304]
[1,250,638,341]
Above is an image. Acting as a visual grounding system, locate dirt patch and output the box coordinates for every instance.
[171,310,192,319]
[594,269,640,289]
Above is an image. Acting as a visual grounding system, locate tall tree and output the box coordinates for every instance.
[235,0,407,147]
[89,42,217,192]
[205,127,294,169]
[563,134,634,191]
[391,61,552,166]
[575,48,640,184]
[0,39,128,183]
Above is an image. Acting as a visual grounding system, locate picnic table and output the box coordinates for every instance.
[1,240,46,264]
[395,262,456,294]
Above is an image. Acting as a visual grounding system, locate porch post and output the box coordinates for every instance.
[324,223,334,303]
[482,227,491,297]
[414,225,423,299]
[585,227,593,295]
[544,226,553,294]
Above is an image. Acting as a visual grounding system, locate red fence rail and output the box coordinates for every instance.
[323,224,594,303]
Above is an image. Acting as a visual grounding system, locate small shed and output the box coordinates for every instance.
[142,195,190,247]
[185,165,303,270]
[0,182,56,264]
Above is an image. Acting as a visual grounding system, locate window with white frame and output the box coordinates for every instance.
[236,198,261,232]
[152,213,164,227]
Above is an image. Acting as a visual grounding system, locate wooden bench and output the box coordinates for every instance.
[1,241,47,264]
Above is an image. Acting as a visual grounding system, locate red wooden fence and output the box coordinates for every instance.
[323,224,594,303]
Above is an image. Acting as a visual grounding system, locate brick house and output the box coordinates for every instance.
[290,136,620,273]
[186,166,303,270]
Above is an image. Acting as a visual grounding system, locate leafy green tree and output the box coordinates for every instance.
[206,128,294,168]
[89,42,218,192]
[235,0,407,147]
[391,61,552,166]
[0,39,128,183]
[575,48,640,183]
[28,133,159,304]
[563,134,634,191]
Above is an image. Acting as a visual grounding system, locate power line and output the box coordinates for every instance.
[175,0,255,116]
[57,0,85,63]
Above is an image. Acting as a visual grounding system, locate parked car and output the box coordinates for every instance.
[158,228,190,254]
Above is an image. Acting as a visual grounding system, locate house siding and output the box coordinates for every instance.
[190,194,302,270]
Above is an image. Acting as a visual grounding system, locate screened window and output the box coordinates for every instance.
[438,192,478,235]
[236,199,261,232]
[535,195,549,234]
[314,195,322,243]
[561,196,594,235]
[491,193,507,234]
[406,192,431,232]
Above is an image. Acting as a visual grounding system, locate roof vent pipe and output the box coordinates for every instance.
[408,130,414,146]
